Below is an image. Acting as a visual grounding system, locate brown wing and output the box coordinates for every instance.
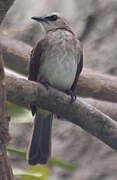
[71,43,83,92]
[28,39,45,81]
[28,38,47,115]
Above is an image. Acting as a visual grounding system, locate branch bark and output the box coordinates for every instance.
[6,70,117,120]
[80,98,117,121]
[5,74,117,152]
[78,68,117,102]
[0,49,13,180]
[1,35,117,103]
[0,0,15,24]
[0,0,15,179]
[0,34,31,74]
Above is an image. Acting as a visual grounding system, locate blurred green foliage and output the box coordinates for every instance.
[13,165,49,180]
[8,148,76,171]
[8,147,76,179]
[6,102,32,123]
[7,102,76,179]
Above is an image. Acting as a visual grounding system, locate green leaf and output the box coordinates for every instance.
[17,175,41,180]
[6,102,32,123]
[8,148,76,171]
[7,148,26,157]
[26,165,49,179]
[48,158,76,171]
[13,168,44,180]
[13,166,49,180]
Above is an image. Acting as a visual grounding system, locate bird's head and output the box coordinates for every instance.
[31,12,71,32]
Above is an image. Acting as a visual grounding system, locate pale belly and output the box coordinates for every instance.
[38,55,77,91]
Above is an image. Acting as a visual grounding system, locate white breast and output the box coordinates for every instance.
[38,30,78,91]
[39,51,77,91]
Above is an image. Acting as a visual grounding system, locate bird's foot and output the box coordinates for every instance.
[30,104,37,116]
[66,90,76,104]
[41,81,50,90]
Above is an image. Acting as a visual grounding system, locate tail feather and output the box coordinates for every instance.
[28,111,53,165]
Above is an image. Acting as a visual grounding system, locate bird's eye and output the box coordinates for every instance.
[46,15,58,21]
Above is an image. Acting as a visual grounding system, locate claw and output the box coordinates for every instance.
[66,90,76,104]
[41,81,50,90]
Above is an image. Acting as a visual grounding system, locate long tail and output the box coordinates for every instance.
[27,110,53,165]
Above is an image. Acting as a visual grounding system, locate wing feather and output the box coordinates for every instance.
[71,42,83,92]
[28,38,48,115]
[28,39,45,81]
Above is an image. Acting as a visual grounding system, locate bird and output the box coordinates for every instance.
[27,12,83,165]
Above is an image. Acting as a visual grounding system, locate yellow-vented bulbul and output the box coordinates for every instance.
[28,12,83,165]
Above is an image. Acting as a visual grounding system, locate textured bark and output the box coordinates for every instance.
[81,98,117,121]
[0,0,15,24]
[0,52,13,180]
[0,34,31,74]
[0,0,15,179]
[5,74,117,152]
[5,70,117,121]
[78,68,117,102]
[1,35,117,103]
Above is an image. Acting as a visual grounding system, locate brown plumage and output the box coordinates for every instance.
[28,12,83,165]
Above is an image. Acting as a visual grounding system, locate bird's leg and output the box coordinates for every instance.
[30,104,37,116]
[66,89,76,104]
[40,80,50,90]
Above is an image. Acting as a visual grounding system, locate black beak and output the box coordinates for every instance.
[31,16,48,23]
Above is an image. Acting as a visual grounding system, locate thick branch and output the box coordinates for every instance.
[6,70,117,120]
[1,35,117,102]
[78,68,117,102]
[0,0,15,24]
[0,52,13,180]
[0,1,15,179]
[81,98,117,121]
[0,35,31,74]
[5,74,117,152]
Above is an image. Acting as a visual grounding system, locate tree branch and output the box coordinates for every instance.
[0,0,15,179]
[0,49,13,180]
[1,34,117,103]
[0,34,31,74]
[5,74,117,152]
[78,68,117,102]
[6,69,117,120]
[80,98,117,121]
[0,0,15,24]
